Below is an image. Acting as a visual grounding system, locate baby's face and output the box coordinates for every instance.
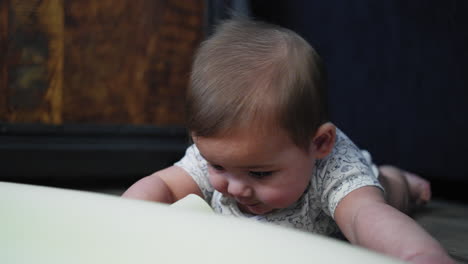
[193,128,318,215]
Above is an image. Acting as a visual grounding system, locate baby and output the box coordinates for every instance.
[123,19,453,264]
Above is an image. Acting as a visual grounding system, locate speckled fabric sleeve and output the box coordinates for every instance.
[174,145,214,203]
[312,129,383,218]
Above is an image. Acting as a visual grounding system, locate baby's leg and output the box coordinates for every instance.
[378,165,431,214]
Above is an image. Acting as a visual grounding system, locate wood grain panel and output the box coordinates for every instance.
[3,0,64,124]
[0,0,8,118]
[63,0,203,125]
[1,0,204,126]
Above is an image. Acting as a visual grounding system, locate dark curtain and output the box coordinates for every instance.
[251,0,468,198]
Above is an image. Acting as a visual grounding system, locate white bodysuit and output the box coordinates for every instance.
[175,128,382,236]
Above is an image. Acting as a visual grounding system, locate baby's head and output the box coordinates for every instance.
[187,18,328,151]
[185,19,336,215]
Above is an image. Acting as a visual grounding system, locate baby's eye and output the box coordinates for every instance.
[210,164,225,171]
[248,171,273,179]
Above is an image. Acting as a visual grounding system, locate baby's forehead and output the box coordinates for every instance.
[205,120,286,140]
[195,130,301,167]
[195,125,295,152]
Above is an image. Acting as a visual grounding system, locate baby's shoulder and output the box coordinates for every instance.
[315,128,370,177]
[323,129,364,162]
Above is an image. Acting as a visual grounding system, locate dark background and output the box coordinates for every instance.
[0,0,201,189]
[250,0,468,201]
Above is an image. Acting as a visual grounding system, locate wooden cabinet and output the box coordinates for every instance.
[1,0,204,126]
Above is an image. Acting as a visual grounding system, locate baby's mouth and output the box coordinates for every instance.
[236,199,260,206]
[237,201,270,215]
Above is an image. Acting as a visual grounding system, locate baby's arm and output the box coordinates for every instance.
[334,186,454,264]
[122,166,203,203]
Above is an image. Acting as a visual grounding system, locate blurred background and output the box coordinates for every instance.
[1,0,467,202]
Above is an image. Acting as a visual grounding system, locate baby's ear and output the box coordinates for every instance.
[311,123,336,159]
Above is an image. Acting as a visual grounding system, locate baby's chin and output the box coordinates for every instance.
[238,202,274,215]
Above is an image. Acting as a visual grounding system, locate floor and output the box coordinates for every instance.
[412,200,468,264]
[93,187,468,263]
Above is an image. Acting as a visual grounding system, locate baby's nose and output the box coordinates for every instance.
[227,179,252,198]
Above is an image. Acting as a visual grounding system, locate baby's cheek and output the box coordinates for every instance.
[208,171,228,194]
[260,188,296,209]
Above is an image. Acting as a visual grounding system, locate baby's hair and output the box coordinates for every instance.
[187,18,328,151]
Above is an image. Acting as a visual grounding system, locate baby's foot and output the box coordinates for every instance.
[379,165,432,212]
[403,170,432,207]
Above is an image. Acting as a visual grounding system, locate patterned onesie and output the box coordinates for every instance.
[175,128,383,237]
